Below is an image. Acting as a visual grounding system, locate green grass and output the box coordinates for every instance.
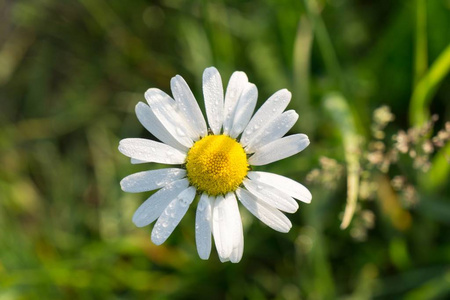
[1,0,449,299]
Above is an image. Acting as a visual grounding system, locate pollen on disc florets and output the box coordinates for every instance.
[185,134,248,196]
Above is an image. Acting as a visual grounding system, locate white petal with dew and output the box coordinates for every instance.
[212,194,242,261]
[171,75,207,139]
[236,188,292,233]
[132,179,189,227]
[223,71,248,135]
[212,195,231,260]
[248,134,309,166]
[247,171,312,203]
[145,88,195,147]
[203,67,224,135]
[245,110,298,154]
[229,83,258,138]
[131,158,147,164]
[219,256,230,263]
[195,194,214,260]
[241,89,291,146]
[135,102,188,152]
[119,138,186,164]
[120,168,186,193]
[151,186,197,245]
[243,179,298,213]
[226,193,244,263]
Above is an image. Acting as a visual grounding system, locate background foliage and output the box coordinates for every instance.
[1,0,449,299]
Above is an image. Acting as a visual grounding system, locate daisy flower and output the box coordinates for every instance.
[119,67,311,263]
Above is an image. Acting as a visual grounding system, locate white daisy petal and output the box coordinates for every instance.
[203,67,224,135]
[226,193,244,263]
[212,195,231,260]
[118,138,186,164]
[219,256,230,263]
[230,232,244,263]
[243,179,299,213]
[145,88,195,147]
[135,102,189,152]
[247,171,312,203]
[151,186,197,245]
[171,75,207,138]
[195,194,214,260]
[241,89,292,146]
[236,188,292,233]
[229,83,258,138]
[245,110,298,154]
[212,193,242,261]
[120,168,186,193]
[248,134,310,166]
[223,71,249,135]
[131,158,147,164]
[132,179,189,227]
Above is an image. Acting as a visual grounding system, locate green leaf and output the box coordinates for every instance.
[409,43,450,126]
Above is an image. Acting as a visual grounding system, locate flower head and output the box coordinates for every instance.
[119,67,312,263]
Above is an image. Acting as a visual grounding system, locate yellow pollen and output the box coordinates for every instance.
[185,134,248,196]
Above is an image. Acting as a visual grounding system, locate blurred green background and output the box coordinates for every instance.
[1,0,450,299]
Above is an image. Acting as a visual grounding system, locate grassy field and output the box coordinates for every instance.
[1,0,450,299]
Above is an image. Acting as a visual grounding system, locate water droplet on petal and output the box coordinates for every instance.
[176,127,186,137]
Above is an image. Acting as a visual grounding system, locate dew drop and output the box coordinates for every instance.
[179,198,188,207]
[176,127,186,137]
[198,201,206,211]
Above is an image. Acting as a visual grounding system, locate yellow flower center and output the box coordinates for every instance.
[185,135,248,196]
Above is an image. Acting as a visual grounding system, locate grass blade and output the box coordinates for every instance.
[323,93,361,229]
